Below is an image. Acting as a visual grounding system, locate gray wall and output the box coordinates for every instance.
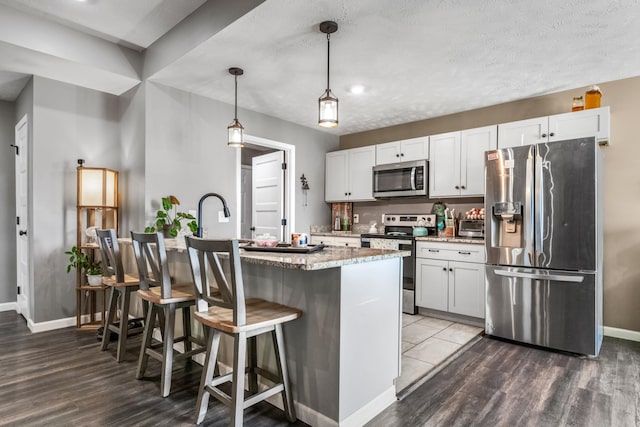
[31,76,121,323]
[0,100,16,304]
[144,82,338,238]
[119,83,146,236]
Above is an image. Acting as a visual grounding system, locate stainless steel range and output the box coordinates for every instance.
[361,214,436,314]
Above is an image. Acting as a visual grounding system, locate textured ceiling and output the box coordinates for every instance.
[0,0,206,50]
[1,0,640,135]
[151,0,640,135]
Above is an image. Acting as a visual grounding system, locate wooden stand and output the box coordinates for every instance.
[75,166,119,329]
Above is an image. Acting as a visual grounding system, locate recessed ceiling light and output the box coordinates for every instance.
[349,85,365,94]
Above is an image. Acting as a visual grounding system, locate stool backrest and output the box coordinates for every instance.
[130,231,172,298]
[184,236,246,326]
[96,229,124,282]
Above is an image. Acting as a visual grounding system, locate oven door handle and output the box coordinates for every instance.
[410,167,416,191]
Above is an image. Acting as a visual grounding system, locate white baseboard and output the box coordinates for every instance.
[0,302,17,312]
[28,313,103,333]
[339,386,396,427]
[604,326,640,342]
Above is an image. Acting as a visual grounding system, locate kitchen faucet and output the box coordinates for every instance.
[197,193,231,237]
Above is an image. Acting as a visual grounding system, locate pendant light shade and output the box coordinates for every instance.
[227,67,245,148]
[318,21,338,128]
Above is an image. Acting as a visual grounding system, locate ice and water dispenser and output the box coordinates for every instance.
[489,201,523,249]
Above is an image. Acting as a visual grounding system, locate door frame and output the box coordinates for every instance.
[14,113,32,322]
[235,134,295,241]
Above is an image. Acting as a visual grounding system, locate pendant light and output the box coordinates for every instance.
[318,21,338,128]
[227,67,245,148]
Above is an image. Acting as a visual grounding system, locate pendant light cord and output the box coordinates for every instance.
[234,74,238,120]
[326,33,331,91]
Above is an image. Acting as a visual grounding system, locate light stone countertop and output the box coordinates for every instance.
[121,237,409,271]
[415,236,485,245]
[310,231,362,237]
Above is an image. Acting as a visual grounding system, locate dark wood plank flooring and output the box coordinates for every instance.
[0,311,308,426]
[3,310,639,427]
[369,333,640,427]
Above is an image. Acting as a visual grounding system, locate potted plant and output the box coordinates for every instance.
[65,246,103,286]
[145,195,197,238]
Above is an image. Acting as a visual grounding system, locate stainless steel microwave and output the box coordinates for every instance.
[373,159,428,198]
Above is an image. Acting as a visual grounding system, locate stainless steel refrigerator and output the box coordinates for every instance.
[484,137,603,356]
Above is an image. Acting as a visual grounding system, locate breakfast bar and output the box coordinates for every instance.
[155,241,410,427]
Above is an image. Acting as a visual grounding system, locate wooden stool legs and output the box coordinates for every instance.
[194,326,296,426]
[101,287,136,362]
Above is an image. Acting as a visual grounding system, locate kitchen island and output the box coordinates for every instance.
[143,240,410,427]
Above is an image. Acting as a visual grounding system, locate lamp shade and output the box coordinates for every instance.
[227,118,244,148]
[318,89,338,128]
[77,167,118,207]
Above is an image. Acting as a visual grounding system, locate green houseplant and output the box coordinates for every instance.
[65,246,103,286]
[145,195,197,238]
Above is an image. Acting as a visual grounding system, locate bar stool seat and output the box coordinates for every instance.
[185,236,302,426]
[193,298,300,334]
[131,231,206,398]
[137,283,197,305]
[97,229,144,363]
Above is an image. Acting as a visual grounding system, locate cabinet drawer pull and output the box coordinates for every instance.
[458,251,471,255]
[428,249,439,252]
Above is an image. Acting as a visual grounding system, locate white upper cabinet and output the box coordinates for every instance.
[375,136,429,165]
[548,106,610,145]
[325,146,376,202]
[498,106,610,148]
[429,125,497,198]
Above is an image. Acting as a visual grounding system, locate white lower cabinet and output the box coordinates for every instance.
[416,242,485,318]
[310,235,361,248]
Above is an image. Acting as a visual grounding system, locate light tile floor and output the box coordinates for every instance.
[396,314,484,392]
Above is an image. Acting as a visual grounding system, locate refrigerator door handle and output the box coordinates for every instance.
[494,269,584,283]
[534,145,544,266]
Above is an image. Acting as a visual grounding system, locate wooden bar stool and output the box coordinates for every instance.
[130,231,206,397]
[185,236,302,426]
[96,229,144,362]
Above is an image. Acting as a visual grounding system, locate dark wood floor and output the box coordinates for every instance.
[0,311,307,426]
[369,332,640,427]
[3,311,639,427]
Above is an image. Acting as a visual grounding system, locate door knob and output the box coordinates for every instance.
[19,230,27,236]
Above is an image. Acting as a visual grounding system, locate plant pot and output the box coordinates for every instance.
[87,274,103,287]
[162,224,174,239]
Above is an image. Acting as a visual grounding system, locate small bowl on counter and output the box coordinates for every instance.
[253,234,279,247]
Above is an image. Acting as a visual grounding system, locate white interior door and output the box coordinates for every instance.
[252,151,284,240]
[240,165,252,239]
[15,115,30,321]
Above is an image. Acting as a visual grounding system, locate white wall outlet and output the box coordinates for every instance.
[353,214,359,223]
[218,210,230,223]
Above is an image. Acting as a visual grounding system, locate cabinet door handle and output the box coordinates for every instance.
[344,192,348,196]
[549,132,555,137]
[541,133,548,138]
[396,154,400,157]
[428,249,439,252]
[460,185,466,190]
[400,153,404,156]
[449,268,453,272]
[454,185,460,189]
[442,267,447,271]
[458,251,471,255]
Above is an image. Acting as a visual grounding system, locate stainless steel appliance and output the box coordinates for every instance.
[484,137,603,356]
[373,159,428,198]
[458,219,484,238]
[361,213,436,314]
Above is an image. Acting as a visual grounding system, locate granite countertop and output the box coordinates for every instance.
[310,231,362,237]
[120,237,409,271]
[238,246,410,270]
[415,236,485,245]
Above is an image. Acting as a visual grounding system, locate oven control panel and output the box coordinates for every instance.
[383,214,436,228]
